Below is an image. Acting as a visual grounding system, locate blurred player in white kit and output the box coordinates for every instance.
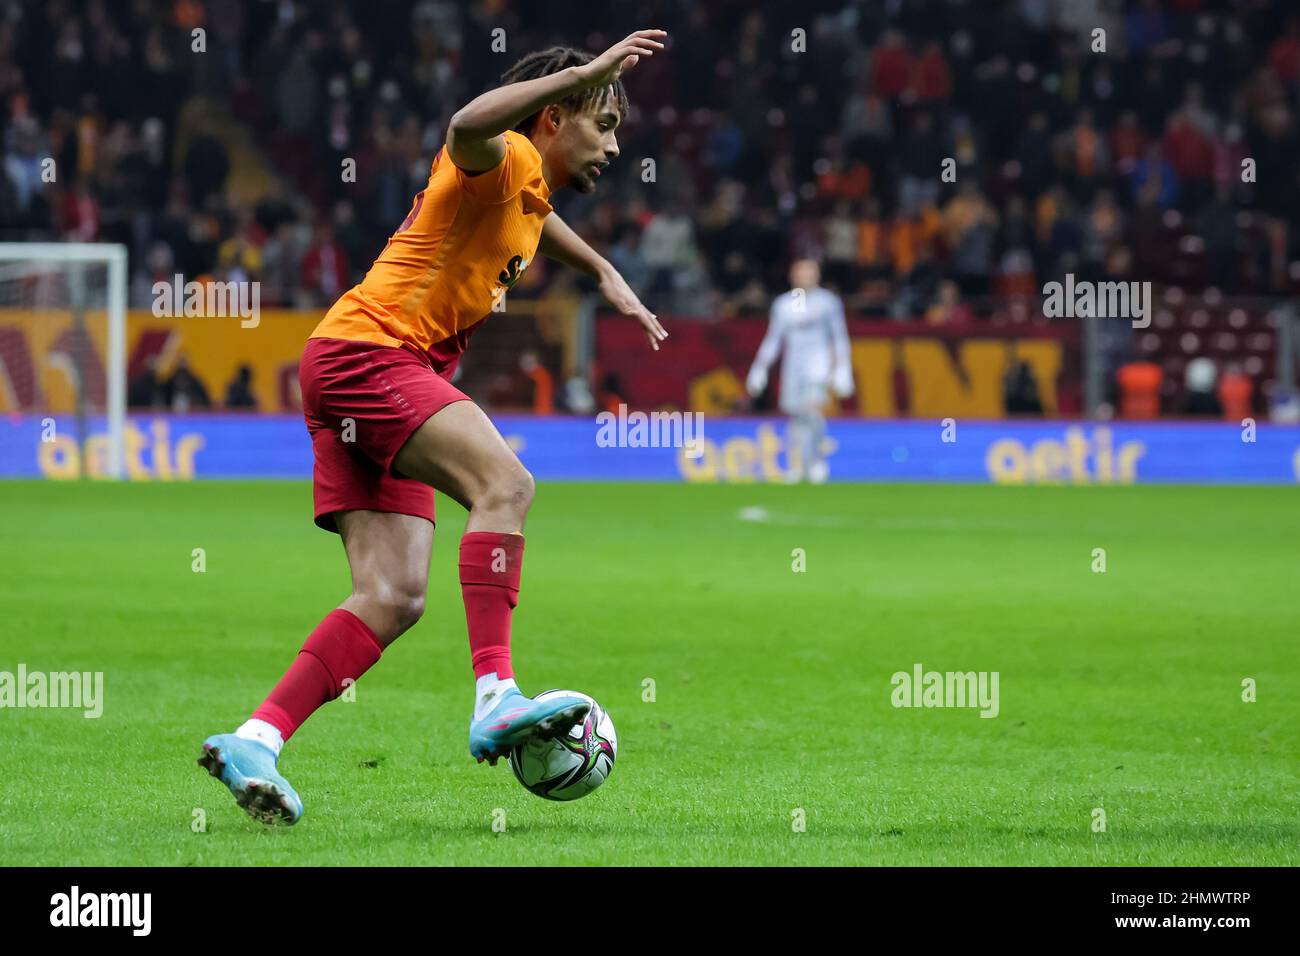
[745,260,854,483]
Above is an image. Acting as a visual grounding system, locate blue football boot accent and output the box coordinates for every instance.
[198,733,303,826]
[469,689,590,766]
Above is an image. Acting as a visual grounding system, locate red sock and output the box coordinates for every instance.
[459,531,523,679]
[252,608,383,741]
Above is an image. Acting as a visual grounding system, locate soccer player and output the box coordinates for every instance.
[745,260,853,483]
[198,31,669,825]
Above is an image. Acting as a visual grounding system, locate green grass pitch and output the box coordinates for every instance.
[0,479,1296,866]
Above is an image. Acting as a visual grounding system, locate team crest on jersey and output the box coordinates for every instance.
[498,254,531,289]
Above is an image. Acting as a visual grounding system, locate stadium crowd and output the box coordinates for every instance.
[2,0,1299,323]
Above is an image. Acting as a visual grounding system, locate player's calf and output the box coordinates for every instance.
[390,400,586,764]
[336,509,435,646]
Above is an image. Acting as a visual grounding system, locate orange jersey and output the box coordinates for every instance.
[312,130,553,363]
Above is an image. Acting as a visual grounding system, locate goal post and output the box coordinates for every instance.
[0,243,128,479]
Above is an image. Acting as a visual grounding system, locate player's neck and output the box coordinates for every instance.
[527,132,563,192]
[539,157,558,191]
[538,153,563,193]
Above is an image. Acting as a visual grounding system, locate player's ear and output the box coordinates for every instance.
[544,104,563,131]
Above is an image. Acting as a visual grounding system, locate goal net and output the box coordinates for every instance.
[0,244,127,478]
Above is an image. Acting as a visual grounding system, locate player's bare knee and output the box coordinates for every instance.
[516,468,536,511]
[476,466,534,520]
[354,580,425,640]
[388,587,426,636]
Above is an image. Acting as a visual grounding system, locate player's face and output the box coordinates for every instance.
[790,260,820,289]
[558,106,620,194]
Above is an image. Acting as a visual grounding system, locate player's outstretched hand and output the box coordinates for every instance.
[577,30,667,88]
[599,268,667,351]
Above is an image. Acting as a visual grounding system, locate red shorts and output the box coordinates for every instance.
[299,336,469,532]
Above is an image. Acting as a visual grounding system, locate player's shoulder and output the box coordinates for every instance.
[806,287,843,315]
[499,130,545,181]
[502,129,541,163]
[452,130,547,207]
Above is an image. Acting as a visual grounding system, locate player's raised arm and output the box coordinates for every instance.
[539,211,667,351]
[447,29,666,172]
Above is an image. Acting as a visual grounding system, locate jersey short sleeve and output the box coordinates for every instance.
[454,130,540,205]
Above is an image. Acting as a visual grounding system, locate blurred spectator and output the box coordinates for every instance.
[1196,184,1238,286]
[606,223,650,296]
[854,198,891,278]
[815,138,871,203]
[1109,111,1147,173]
[1062,109,1109,202]
[224,364,258,410]
[898,111,946,210]
[823,200,858,290]
[914,42,952,102]
[133,241,184,309]
[217,210,265,284]
[640,201,696,299]
[183,132,231,209]
[520,351,554,415]
[889,201,941,281]
[924,280,974,325]
[942,182,998,297]
[299,222,350,308]
[4,115,52,224]
[870,29,912,99]
[1082,191,1123,269]
[60,181,101,241]
[1130,144,1179,208]
[261,219,309,307]
[163,356,211,413]
[127,355,164,410]
[1004,361,1044,416]
[1016,112,1056,199]
[1266,18,1300,84]
[1162,111,1213,208]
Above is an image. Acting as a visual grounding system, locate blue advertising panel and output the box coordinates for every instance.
[2,413,1297,484]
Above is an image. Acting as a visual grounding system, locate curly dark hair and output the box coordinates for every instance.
[499,46,631,134]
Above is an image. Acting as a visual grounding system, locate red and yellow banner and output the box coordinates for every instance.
[597,316,1080,418]
[0,309,317,413]
[1,308,1079,418]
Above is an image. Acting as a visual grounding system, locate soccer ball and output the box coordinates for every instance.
[509,690,617,801]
